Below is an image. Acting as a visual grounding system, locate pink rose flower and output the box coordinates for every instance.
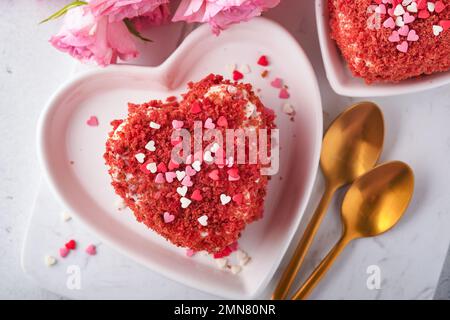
[49,6,138,66]
[89,0,170,23]
[173,0,280,35]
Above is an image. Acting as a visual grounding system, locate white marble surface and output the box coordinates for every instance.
[2,0,450,299]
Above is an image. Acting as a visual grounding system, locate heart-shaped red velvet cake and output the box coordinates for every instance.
[104,74,276,254]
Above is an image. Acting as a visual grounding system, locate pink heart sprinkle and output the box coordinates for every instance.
[59,247,69,258]
[227,168,240,179]
[270,78,283,88]
[185,154,193,164]
[191,189,203,201]
[185,165,196,177]
[217,116,228,127]
[407,29,419,41]
[279,88,290,99]
[86,116,98,127]
[398,25,409,36]
[204,118,215,129]
[181,175,193,187]
[396,41,409,53]
[186,249,195,257]
[388,30,400,42]
[85,244,96,255]
[172,120,184,129]
[165,171,176,183]
[383,17,396,29]
[435,1,446,13]
[403,12,415,24]
[208,170,219,181]
[388,7,395,16]
[163,212,175,223]
[376,4,386,14]
[155,173,165,183]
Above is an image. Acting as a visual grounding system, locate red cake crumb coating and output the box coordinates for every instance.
[104,74,276,253]
[329,0,450,83]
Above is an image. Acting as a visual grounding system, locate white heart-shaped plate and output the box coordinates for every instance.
[316,0,450,97]
[37,18,322,299]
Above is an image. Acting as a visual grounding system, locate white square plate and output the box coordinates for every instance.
[37,18,323,299]
[316,0,450,97]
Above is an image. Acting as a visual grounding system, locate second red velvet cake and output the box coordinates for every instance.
[329,0,450,83]
[104,74,276,255]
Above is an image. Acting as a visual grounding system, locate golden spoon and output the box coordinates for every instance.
[272,102,384,300]
[292,161,414,300]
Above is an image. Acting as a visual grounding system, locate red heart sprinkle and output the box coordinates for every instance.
[440,20,450,31]
[168,159,179,171]
[232,70,244,81]
[418,9,430,19]
[217,116,228,127]
[86,116,98,127]
[191,189,203,201]
[190,101,202,114]
[417,0,427,10]
[213,246,232,259]
[435,1,446,13]
[257,55,269,66]
[65,240,76,250]
[157,162,167,173]
[232,193,243,204]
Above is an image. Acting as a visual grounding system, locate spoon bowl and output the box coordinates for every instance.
[321,101,385,187]
[342,161,415,239]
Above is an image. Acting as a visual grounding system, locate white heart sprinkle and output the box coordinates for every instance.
[61,211,72,222]
[238,64,251,74]
[149,121,160,129]
[282,103,295,115]
[215,258,228,269]
[114,198,127,210]
[395,16,404,27]
[176,170,186,181]
[145,140,156,152]
[227,85,237,94]
[135,153,145,163]
[180,197,191,209]
[44,255,56,266]
[406,2,417,12]
[210,143,220,153]
[402,0,412,6]
[433,25,443,36]
[192,160,201,172]
[204,151,214,162]
[226,63,236,74]
[427,2,435,12]
[394,4,405,16]
[177,186,188,197]
[220,194,231,205]
[198,215,208,226]
[146,162,157,173]
[230,265,242,274]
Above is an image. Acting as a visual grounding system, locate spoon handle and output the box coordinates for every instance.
[291,235,351,300]
[272,183,336,300]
